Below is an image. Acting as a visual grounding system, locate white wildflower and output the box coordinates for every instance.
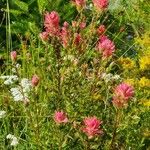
[63,55,75,61]
[0,75,18,85]
[10,87,24,101]
[0,110,6,118]
[11,137,19,146]
[10,78,31,101]
[16,63,21,68]
[21,78,32,93]
[112,75,120,80]
[12,63,21,73]
[101,73,121,82]
[6,134,14,139]
[6,134,19,146]
[101,73,113,83]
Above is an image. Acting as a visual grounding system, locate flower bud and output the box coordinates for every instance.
[10,51,17,62]
[31,75,40,87]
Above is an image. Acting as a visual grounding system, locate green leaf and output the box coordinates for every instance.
[5,9,23,15]
[14,0,28,12]
[37,0,48,14]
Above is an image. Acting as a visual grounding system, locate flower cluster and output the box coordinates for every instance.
[92,0,109,11]
[40,11,60,39]
[72,0,109,11]
[10,78,32,101]
[112,83,134,108]
[0,75,18,85]
[97,35,115,58]
[54,111,68,124]
[119,57,135,70]
[6,134,19,146]
[101,73,120,83]
[53,111,103,138]
[139,55,150,70]
[82,116,103,138]
[139,77,150,88]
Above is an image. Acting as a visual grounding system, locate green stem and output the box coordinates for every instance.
[110,109,120,150]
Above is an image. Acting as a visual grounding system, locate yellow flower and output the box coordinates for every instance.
[124,78,135,86]
[139,55,150,70]
[140,99,150,107]
[143,128,150,137]
[135,32,150,48]
[143,101,150,107]
[119,57,135,70]
[139,77,150,87]
[92,93,102,101]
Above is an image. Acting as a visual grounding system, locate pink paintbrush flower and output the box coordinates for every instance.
[114,83,134,100]
[97,25,106,35]
[10,51,17,62]
[112,83,134,108]
[79,22,86,29]
[82,116,103,138]
[60,25,70,48]
[54,111,68,124]
[97,35,115,58]
[44,11,60,36]
[74,33,82,45]
[31,75,40,87]
[92,0,109,11]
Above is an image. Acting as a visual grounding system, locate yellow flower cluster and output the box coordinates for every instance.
[139,55,150,70]
[140,99,150,107]
[139,77,150,87]
[135,32,150,49]
[119,57,135,70]
[124,78,135,86]
[143,101,150,107]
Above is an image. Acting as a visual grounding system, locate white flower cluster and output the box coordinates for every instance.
[0,75,18,85]
[1,75,32,101]
[12,63,21,73]
[0,110,6,118]
[6,134,19,146]
[101,73,121,83]
[10,78,32,101]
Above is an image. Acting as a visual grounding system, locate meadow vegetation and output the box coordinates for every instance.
[0,0,150,149]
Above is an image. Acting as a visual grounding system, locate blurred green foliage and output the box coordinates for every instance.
[0,0,75,50]
[0,0,149,63]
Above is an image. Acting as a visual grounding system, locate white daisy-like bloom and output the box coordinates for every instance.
[0,75,18,85]
[10,78,32,101]
[0,110,6,118]
[101,73,121,83]
[6,134,19,146]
